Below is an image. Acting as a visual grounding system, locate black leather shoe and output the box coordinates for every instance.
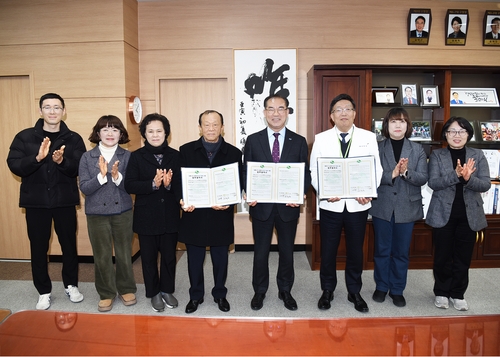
[372,290,387,303]
[278,291,298,311]
[185,298,204,314]
[389,293,406,307]
[318,290,334,310]
[348,293,369,313]
[251,293,265,310]
[214,297,230,312]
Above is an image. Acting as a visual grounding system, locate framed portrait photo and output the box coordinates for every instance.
[450,88,499,107]
[372,87,398,105]
[446,10,468,46]
[401,84,418,106]
[421,85,440,107]
[483,10,500,46]
[408,9,432,45]
[410,120,432,141]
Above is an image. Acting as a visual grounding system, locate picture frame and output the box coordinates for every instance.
[450,88,499,107]
[483,10,500,46]
[480,121,500,142]
[468,120,477,142]
[408,9,432,45]
[371,87,398,105]
[410,120,432,141]
[446,9,469,46]
[421,85,440,107]
[372,119,385,142]
[401,84,419,106]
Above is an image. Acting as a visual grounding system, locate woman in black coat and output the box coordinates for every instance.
[125,113,182,312]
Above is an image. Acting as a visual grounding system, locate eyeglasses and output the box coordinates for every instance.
[265,107,287,114]
[332,108,355,115]
[41,106,63,112]
[446,129,468,137]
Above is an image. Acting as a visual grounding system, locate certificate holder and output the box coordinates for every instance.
[316,156,378,199]
[181,162,241,208]
[245,161,305,204]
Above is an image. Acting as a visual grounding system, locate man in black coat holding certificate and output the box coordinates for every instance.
[243,94,310,311]
[179,110,243,314]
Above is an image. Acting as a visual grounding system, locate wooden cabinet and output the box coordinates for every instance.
[307,64,500,270]
[472,216,500,266]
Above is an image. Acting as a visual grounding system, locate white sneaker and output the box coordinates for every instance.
[434,296,449,309]
[36,293,51,310]
[65,285,84,303]
[449,298,469,311]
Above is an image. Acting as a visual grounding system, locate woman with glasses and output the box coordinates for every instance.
[369,108,428,308]
[426,116,490,311]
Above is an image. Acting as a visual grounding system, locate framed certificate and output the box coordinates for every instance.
[316,156,378,199]
[181,162,241,208]
[245,161,305,204]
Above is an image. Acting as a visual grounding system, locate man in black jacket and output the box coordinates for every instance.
[179,110,243,314]
[7,93,86,310]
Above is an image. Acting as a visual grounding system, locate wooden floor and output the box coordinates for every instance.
[0,311,499,356]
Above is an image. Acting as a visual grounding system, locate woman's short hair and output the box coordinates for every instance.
[441,116,474,142]
[381,107,413,139]
[139,113,171,139]
[88,115,130,144]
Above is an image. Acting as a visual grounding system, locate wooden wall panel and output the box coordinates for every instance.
[0,0,128,45]
[139,49,233,101]
[158,78,231,150]
[0,76,33,259]
[138,0,493,51]
[124,0,139,49]
[0,43,127,99]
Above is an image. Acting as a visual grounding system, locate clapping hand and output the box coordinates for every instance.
[52,145,65,165]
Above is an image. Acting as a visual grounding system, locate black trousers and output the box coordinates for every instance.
[319,207,368,294]
[252,204,298,294]
[433,204,475,299]
[185,244,229,300]
[25,207,79,294]
[138,232,177,298]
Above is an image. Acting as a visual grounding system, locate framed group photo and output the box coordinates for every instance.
[401,84,418,105]
[421,85,440,106]
[480,121,500,142]
[446,10,468,46]
[372,119,385,141]
[410,120,432,141]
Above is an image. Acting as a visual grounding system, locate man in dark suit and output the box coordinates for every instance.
[485,17,500,39]
[243,94,310,311]
[402,86,418,105]
[410,15,429,38]
[179,110,243,314]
